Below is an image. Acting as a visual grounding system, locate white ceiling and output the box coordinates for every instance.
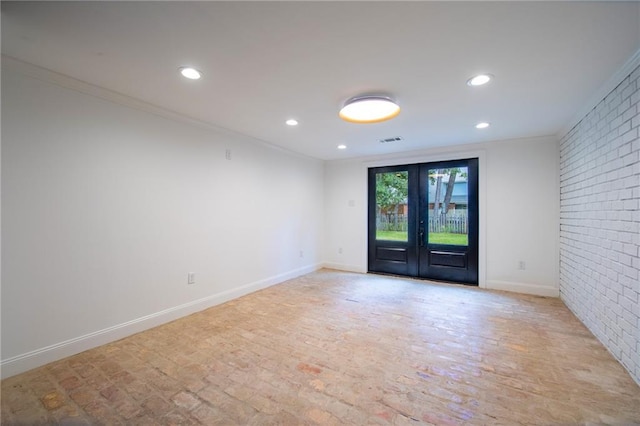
[2,1,639,160]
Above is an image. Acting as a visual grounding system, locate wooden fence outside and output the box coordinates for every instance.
[377,213,408,231]
[377,211,467,234]
[428,213,467,234]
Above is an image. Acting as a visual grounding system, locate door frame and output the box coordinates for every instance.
[360,150,487,288]
[367,159,478,284]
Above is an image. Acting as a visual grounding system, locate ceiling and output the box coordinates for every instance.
[2,2,639,161]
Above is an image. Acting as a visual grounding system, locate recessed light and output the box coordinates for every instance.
[467,74,493,86]
[285,119,299,126]
[339,96,400,124]
[179,67,202,80]
[337,144,347,150]
[475,122,490,129]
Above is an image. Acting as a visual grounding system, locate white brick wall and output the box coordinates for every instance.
[560,64,640,386]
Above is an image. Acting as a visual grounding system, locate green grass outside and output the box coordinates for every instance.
[376,230,408,241]
[428,232,468,245]
[376,230,467,246]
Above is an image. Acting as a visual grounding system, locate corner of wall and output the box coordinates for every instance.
[558,49,640,386]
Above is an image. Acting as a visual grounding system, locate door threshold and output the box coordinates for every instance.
[367,271,478,287]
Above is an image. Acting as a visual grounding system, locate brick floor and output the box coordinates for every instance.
[2,269,640,425]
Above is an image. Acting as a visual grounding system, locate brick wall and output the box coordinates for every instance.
[559,64,640,385]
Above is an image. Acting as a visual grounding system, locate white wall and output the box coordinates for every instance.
[1,64,324,378]
[559,62,640,385]
[485,138,560,295]
[324,136,560,297]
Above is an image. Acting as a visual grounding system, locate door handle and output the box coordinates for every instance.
[419,229,425,247]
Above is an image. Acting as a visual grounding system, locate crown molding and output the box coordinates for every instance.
[558,47,640,139]
[1,55,319,163]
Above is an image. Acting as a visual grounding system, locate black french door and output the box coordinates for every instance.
[367,158,478,285]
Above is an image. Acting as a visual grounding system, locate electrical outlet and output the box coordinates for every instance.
[299,250,304,258]
[225,149,232,160]
[518,261,526,270]
[338,247,343,254]
[188,272,196,284]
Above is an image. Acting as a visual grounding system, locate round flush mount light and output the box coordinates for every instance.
[179,67,202,80]
[285,119,299,126]
[339,95,400,124]
[467,74,493,87]
[337,144,347,150]
[475,122,490,129]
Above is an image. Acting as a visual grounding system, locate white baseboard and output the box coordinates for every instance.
[320,266,559,298]
[486,280,559,297]
[0,264,321,379]
[322,262,367,274]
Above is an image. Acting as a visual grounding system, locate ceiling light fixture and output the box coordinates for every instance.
[467,74,493,86]
[475,122,490,129]
[285,119,299,126]
[339,95,400,124]
[337,144,347,150]
[179,67,202,80]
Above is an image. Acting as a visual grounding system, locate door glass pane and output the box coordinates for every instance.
[375,171,408,241]
[427,167,468,246]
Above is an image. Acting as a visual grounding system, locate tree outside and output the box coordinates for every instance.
[428,167,468,246]
[375,168,468,245]
[375,171,408,241]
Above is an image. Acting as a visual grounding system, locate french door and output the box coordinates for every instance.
[367,158,478,285]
